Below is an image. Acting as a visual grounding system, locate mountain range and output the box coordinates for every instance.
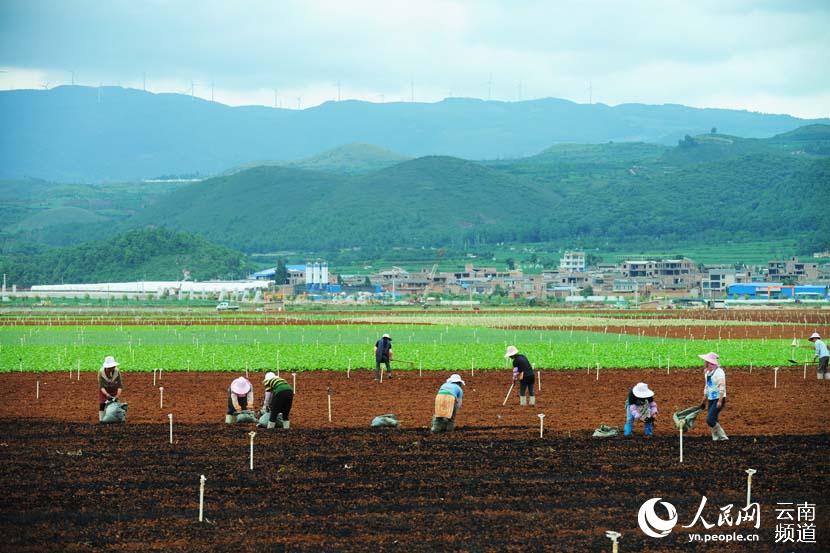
[2,85,828,182]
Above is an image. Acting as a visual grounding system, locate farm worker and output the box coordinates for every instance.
[699,352,728,441]
[505,345,535,406]
[431,374,465,432]
[374,333,393,381]
[97,356,123,423]
[263,371,294,429]
[624,382,657,437]
[808,332,829,380]
[226,376,254,424]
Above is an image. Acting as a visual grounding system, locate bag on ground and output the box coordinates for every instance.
[101,400,128,424]
[235,410,256,423]
[371,414,399,428]
[592,424,619,438]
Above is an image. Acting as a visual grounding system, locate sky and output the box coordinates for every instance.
[1,0,828,118]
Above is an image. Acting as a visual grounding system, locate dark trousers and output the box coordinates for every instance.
[375,359,390,379]
[269,390,294,423]
[706,397,726,427]
[227,394,248,415]
[519,374,535,397]
[818,356,829,376]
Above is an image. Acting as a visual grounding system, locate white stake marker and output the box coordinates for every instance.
[605,530,621,553]
[538,413,545,438]
[292,373,296,392]
[327,385,332,423]
[679,426,683,463]
[153,369,157,387]
[347,358,351,378]
[249,431,256,471]
[198,475,206,522]
[159,386,164,408]
[596,362,600,381]
[803,361,807,380]
[36,377,40,400]
[77,360,81,380]
[537,370,541,391]
[168,413,173,444]
[773,367,779,389]
[745,468,757,507]
[158,368,162,381]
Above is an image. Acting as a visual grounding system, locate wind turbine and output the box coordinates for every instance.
[41,81,50,90]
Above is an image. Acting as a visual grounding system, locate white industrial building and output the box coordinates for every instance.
[27,280,269,299]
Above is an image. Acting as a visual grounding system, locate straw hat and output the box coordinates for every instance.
[809,332,821,341]
[263,371,276,382]
[504,345,519,358]
[632,382,654,399]
[698,352,720,366]
[446,374,466,385]
[231,376,252,395]
[101,356,120,370]
[382,333,391,339]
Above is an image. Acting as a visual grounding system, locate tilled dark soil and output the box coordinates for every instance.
[0,422,827,552]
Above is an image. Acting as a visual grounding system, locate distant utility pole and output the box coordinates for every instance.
[297,96,301,110]
[588,79,593,104]
[190,80,195,100]
[273,88,278,108]
[337,81,341,101]
[211,81,215,102]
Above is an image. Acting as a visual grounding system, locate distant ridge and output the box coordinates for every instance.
[1,85,827,182]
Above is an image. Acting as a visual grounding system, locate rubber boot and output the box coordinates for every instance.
[819,373,824,380]
[267,421,276,429]
[520,396,527,406]
[225,414,234,424]
[529,396,536,406]
[98,411,104,423]
[715,423,728,440]
[711,426,719,441]
[282,420,290,429]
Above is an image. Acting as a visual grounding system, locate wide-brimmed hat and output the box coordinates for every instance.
[264,371,276,382]
[809,332,821,341]
[504,345,519,358]
[231,376,252,395]
[698,352,720,366]
[382,333,391,339]
[101,356,120,369]
[446,374,465,385]
[632,382,654,399]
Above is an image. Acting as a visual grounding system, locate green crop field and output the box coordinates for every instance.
[0,322,803,373]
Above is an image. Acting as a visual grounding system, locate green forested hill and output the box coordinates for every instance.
[118,127,829,253]
[0,228,254,287]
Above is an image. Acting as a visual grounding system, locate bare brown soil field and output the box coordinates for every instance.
[1,370,828,552]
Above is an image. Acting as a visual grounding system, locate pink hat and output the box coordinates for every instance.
[230,376,251,395]
[698,352,720,366]
[809,332,821,341]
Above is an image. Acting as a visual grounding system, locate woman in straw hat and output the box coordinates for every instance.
[624,382,658,437]
[808,332,829,380]
[505,345,535,406]
[699,352,728,441]
[226,376,254,424]
[97,356,124,422]
[431,374,465,432]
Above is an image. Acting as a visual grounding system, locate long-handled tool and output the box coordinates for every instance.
[789,359,817,365]
[502,381,515,406]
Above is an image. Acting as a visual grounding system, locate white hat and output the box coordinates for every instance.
[809,332,821,341]
[101,356,119,369]
[382,333,391,339]
[698,352,720,366]
[264,371,276,382]
[504,345,519,358]
[632,382,654,399]
[446,374,466,385]
[231,376,251,395]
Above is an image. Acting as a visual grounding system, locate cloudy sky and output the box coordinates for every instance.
[1,0,828,117]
